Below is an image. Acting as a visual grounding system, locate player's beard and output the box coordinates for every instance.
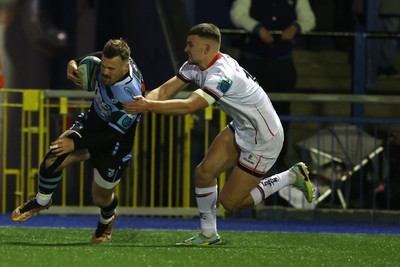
[101,75,112,86]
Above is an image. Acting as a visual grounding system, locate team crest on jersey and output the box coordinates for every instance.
[217,76,232,93]
[122,116,132,128]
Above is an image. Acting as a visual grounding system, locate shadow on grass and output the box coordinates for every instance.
[1,229,238,248]
[2,241,94,247]
[1,241,234,248]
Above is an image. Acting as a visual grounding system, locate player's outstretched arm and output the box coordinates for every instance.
[146,76,188,101]
[123,92,209,116]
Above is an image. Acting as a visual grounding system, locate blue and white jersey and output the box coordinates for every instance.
[92,58,144,134]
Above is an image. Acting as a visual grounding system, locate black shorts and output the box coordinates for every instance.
[70,109,137,183]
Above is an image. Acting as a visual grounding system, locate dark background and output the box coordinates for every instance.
[2,0,237,90]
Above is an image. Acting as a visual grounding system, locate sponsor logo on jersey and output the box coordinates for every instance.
[194,73,200,85]
[107,168,115,177]
[243,154,255,165]
[94,90,112,117]
[124,87,134,96]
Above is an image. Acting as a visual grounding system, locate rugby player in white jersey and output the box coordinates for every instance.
[124,23,314,246]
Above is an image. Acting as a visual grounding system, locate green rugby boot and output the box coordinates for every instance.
[290,162,314,203]
[176,233,222,246]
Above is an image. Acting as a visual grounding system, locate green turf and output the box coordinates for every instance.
[0,227,399,267]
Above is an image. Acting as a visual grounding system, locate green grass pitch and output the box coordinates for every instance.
[0,227,399,267]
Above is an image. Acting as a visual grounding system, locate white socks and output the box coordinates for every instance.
[100,215,115,225]
[250,170,296,205]
[196,185,218,238]
[195,171,296,235]
[36,192,52,206]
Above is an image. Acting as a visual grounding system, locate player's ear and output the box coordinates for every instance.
[124,62,129,73]
[204,44,211,54]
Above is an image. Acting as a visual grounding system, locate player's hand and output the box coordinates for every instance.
[50,137,75,156]
[123,95,147,114]
[281,25,297,41]
[66,60,83,88]
[259,27,274,44]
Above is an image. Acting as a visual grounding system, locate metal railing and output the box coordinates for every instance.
[1,89,400,215]
[220,29,400,39]
[0,89,227,216]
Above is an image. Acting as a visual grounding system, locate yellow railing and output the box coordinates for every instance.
[3,89,400,214]
[0,89,227,215]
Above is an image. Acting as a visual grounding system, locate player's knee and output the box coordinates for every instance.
[220,200,239,213]
[43,157,56,170]
[40,154,62,177]
[219,195,240,213]
[92,194,110,208]
[194,164,213,186]
[194,164,205,178]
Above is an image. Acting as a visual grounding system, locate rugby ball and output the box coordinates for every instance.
[78,56,101,91]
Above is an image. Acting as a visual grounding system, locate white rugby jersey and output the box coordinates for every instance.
[178,52,283,151]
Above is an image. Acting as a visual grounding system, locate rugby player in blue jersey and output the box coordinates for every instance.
[11,39,145,243]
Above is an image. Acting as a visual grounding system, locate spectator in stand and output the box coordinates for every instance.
[375,0,400,79]
[354,0,400,79]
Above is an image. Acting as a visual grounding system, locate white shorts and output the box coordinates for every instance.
[233,126,284,177]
